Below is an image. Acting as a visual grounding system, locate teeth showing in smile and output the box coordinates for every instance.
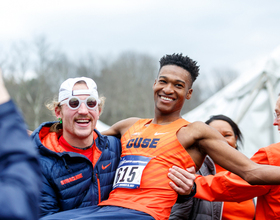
[76,119,90,123]
[161,96,173,101]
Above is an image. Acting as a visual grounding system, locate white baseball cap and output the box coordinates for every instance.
[58,77,100,103]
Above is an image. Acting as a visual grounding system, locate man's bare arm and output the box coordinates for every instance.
[182,121,280,185]
[101,117,140,137]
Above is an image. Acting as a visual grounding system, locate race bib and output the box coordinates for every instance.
[113,155,152,189]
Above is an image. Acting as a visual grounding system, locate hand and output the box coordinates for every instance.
[0,68,10,104]
[168,166,196,195]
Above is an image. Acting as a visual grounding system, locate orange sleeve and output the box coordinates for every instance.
[195,148,271,202]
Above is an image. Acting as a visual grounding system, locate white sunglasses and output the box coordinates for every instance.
[60,96,98,110]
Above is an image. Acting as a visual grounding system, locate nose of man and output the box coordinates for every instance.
[78,102,89,114]
[162,84,174,94]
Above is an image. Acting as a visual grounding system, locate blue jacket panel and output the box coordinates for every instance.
[0,100,41,220]
[32,121,121,217]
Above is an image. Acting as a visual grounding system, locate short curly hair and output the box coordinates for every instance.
[159,53,200,85]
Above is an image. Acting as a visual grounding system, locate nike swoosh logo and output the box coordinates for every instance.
[102,163,111,170]
[154,132,169,136]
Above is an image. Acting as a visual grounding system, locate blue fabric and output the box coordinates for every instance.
[41,206,155,220]
[32,121,122,217]
[0,100,41,220]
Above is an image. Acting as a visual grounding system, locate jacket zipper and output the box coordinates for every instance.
[96,172,101,203]
[93,136,108,204]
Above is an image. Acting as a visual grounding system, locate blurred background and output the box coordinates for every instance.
[1,0,280,156]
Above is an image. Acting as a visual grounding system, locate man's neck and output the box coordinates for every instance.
[62,134,94,149]
[153,111,182,125]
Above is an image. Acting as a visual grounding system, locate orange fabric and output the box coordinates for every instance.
[41,128,64,152]
[222,200,255,220]
[58,136,94,162]
[214,164,255,220]
[100,118,196,220]
[195,143,280,220]
[40,127,101,166]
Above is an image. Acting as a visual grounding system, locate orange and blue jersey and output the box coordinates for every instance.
[100,118,196,220]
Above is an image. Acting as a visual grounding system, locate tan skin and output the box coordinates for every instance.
[102,64,280,186]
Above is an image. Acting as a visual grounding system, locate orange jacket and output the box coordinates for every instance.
[214,164,255,220]
[195,143,280,220]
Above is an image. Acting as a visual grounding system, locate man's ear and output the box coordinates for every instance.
[186,88,193,100]
[153,78,157,86]
[152,78,157,90]
[55,106,61,118]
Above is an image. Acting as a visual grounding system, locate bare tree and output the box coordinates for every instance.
[2,37,74,129]
[97,51,158,125]
[207,67,238,95]
[180,67,239,116]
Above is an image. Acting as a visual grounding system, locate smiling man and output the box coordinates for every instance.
[97,54,280,220]
[31,77,122,217]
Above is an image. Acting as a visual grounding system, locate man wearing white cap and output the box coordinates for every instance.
[31,77,122,217]
[32,77,195,218]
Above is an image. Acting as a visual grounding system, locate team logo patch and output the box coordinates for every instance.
[60,173,83,185]
[126,138,160,148]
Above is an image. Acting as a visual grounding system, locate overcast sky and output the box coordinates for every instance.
[1,0,280,75]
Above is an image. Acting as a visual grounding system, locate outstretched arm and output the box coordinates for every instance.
[195,146,272,202]
[101,117,140,137]
[184,121,280,185]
